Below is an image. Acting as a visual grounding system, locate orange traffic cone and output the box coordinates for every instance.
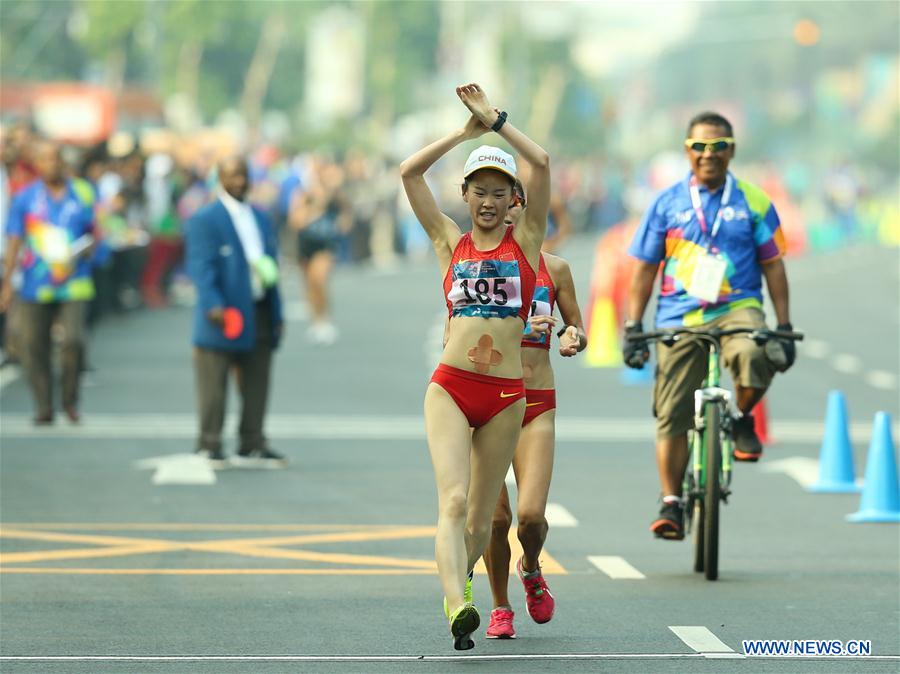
[754,399,771,445]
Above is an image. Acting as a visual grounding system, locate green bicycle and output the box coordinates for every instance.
[626,326,803,580]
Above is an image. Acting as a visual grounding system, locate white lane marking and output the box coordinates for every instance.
[2,655,897,663]
[801,339,830,359]
[544,503,578,527]
[33,653,900,663]
[865,370,898,390]
[588,555,645,579]
[0,655,705,663]
[669,626,740,657]
[135,454,217,485]
[763,456,863,490]
[3,415,898,443]
[831,353,863,374]
[0,364,21,391]
[761,457,820,489]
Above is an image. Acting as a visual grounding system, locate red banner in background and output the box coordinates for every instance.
[30,83,116,145]
[1,82,115,145]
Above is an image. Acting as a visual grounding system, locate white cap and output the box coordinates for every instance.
[463,145,517,181]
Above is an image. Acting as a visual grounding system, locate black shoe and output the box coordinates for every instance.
[650,502,684,540]
[733,414,763,462]
[231,446,288,469]
[196,447,228,469]
[33,412,54,426]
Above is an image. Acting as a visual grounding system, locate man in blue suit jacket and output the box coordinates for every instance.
[186,156,285,468]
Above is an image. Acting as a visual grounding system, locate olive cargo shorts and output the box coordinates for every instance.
[653,307,777,438]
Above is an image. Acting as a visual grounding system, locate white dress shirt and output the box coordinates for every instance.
[219,189,264,299]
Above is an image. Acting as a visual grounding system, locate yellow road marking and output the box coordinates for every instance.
[0,544,178,565]
[0,527,176,547]
[212,545,438,569]
[188,526,439,549]
[0,523,394,531]
[0,568,439,575]
[0,523,568,575]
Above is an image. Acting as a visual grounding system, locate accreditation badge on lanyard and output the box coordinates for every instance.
[35,187,71,264]
[687,174,732,303]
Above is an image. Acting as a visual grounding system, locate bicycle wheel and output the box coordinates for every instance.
[693,497,705,573]
[703,402,721,581]
[685,432,704,573]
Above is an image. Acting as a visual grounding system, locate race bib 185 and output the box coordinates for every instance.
[449,259,522,319]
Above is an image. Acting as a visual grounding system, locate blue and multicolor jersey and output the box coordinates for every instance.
[7,180,96,303]
[627,172,785,328]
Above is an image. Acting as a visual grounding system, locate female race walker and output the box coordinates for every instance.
[482,180,587,639]
[400,83,550,650]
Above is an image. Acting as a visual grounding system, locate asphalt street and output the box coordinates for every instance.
[1,236,898,673]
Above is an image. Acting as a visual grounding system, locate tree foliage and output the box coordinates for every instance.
[1,0,86,81]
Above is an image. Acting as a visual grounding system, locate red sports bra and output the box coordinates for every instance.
[443,226,537,324]
[522,254,556,350]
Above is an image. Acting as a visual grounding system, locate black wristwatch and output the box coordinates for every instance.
[557,325,571,338]
[491,111,508,132]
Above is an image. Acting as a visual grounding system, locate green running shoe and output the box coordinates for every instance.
[448,602,480,651]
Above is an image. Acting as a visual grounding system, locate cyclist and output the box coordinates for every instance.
[400,83,550,649]
[623,112,796,540]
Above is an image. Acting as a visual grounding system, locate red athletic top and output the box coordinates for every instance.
[443,226,537,324]
[522,254,556,350]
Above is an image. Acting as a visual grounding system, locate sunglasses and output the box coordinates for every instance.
[684,137,734,153]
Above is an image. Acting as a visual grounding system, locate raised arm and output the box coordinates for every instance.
[456,83,550,258]
[400,116,490,266]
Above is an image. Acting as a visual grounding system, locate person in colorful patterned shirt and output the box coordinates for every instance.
[623,112,795,540]
[0,139,96,424]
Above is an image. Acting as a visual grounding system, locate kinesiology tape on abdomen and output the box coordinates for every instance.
[467,334,503,374]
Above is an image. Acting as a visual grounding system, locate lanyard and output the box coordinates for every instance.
[34,183,50,220]
[34,182,74,225]
[689,173,732,241]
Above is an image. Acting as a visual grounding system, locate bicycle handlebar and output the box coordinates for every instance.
[625,326,805,347]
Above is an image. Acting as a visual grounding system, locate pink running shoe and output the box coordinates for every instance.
[517,556,555,624]
[485,607,516,639]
